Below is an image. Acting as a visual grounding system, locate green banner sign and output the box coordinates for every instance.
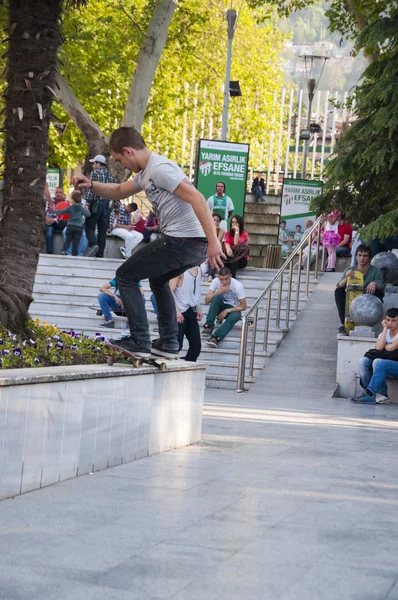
[46,168,61,198]
[281,177,323,231]
[195,139,250,228]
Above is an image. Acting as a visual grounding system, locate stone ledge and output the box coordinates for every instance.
[0,361,206,387]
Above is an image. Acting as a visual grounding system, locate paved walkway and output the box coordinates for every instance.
[2,275,398,599]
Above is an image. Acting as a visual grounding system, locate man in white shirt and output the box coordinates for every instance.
[207,182,234,231]
[170,267,202,362]
[353,308,398,404]
[203,267,247,348]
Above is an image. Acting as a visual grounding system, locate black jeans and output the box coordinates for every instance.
[228,257,248,279]
[178,307,201,362]
[85,200,110,257]
[64,225,83,256]
[116,235,208,351]
[335,287,384,325]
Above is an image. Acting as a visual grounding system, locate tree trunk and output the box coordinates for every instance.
[344,0,378,64]
[0,0,63,330]
[121,0,178,131]
[55,72,107,157]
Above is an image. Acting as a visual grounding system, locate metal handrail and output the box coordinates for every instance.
[236,215,326,392]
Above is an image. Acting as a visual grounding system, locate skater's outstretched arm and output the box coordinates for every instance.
[173,179,225,270]
[71,175,140,200]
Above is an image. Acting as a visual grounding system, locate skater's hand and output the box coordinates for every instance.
[366,282,376,294]
[346,270,355,278]
[71,174,91,189]
[207,239,225,270]
[114,296,123,306]
[197,308,203,321]
[217,309,229,322]
[176,310,185,324]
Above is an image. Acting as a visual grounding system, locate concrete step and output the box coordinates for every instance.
[245,214,280,224]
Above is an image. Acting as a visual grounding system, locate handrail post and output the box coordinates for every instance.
[276,273,283,329]
[313,220,321,280]
[249,308,258,377]
[236,316,249,393]
[285,260,294,327]
[295,247,303,316]
[305,231,311,298]
[263,290,272,351]
[321,243,326,271]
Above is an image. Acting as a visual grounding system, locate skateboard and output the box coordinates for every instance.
[105,342,167,372]
[344,270,364,333]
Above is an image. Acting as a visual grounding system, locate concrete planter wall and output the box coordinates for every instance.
[0,362,206,500]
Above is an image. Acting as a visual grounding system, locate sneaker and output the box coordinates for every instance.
[61,250,66,255]
[206,337,219,348]
[375,393,391,404]
[153,326,159,333]
[351,390,376,403]
[85,245,99,258]
[151,338,179,360]
[202,324,213,337]
[338,325,348,336]
[120,246,127,259]
[108,337,151,357]
[100,320,115,328]
[323,267,336,272]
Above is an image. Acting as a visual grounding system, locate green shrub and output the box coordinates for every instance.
[0,319,114,369]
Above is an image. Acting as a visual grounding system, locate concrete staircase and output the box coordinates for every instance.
[244,192,281,268]
[31,255,318,390]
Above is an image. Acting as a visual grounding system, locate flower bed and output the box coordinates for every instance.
[0,319,113,369]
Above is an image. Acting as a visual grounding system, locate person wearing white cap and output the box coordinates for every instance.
[84,154,116,257]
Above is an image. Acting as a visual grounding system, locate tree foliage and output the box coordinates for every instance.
[312,2,398,237]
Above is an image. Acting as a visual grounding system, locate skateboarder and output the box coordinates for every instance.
[72,126,224,359]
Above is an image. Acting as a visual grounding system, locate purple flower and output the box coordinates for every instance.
[52,335,61,341]
[22,340,27,347]
[71,343,78,351]
[56,341,64,349]
[29,339,37,347]
[34,358,40,364]
[11,334,17,342]
[1,349,10,355]
[46,343,52,351]
[13,348,22,356]
[0,338,3,344]
[95,335,105,342]
[0,358,2,366]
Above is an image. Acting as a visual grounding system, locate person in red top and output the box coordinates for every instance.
[54,188,70,230]
[336,213,353,257]
[223,214,249,278]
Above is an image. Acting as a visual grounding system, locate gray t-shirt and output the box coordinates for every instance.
[132,152,205,238]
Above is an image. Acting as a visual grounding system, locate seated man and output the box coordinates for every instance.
[335,244,385,335]
[110,202,143,258]
[97,276,144,328]
[170,267,202,362]
[279,220,294,256]
[336,213,353,257]
[203,267,247,349]
[251,172,265,202]
[352,308,398,404]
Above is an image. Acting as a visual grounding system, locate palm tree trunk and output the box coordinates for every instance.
[0,0,63,330]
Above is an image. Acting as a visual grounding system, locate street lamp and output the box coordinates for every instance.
[221,9,237,141]
[300,54,329,179]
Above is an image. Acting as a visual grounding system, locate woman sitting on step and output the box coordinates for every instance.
[222,215,250,279]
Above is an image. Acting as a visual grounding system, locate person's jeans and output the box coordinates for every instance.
[116,235,208,351]
[63,227,88,256]
[359,357,398,396]
[64,225,83,256]
[178,307,201,361]
[370,236,398,258]
[336,247,351,257]
[254,186,263,201]
[111,228,143,257]
[227,257,248,279]
[205,296,241,341]
[85,200,110,257]
[97,293,123,321]
[43,221,66,253]
[335,287,384,325]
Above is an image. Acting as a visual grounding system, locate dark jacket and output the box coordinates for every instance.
[251,177,265,194]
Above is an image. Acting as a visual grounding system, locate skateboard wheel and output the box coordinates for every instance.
[132,358,142,368]
[159,362,167,372]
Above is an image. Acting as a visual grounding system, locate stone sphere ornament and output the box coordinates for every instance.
[349,294,383,327]
[371,252,398,284]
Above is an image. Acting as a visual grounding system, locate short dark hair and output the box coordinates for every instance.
[219,267,231,277]
[386,308,398,319]
[296,224,301,229]
[280,220,287,226]
[71,190,82,204]
[355,244,371,258]
[109,127,147,153]
[128,202,138,211]
[212,212,222,221]
[216,181,226,192]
